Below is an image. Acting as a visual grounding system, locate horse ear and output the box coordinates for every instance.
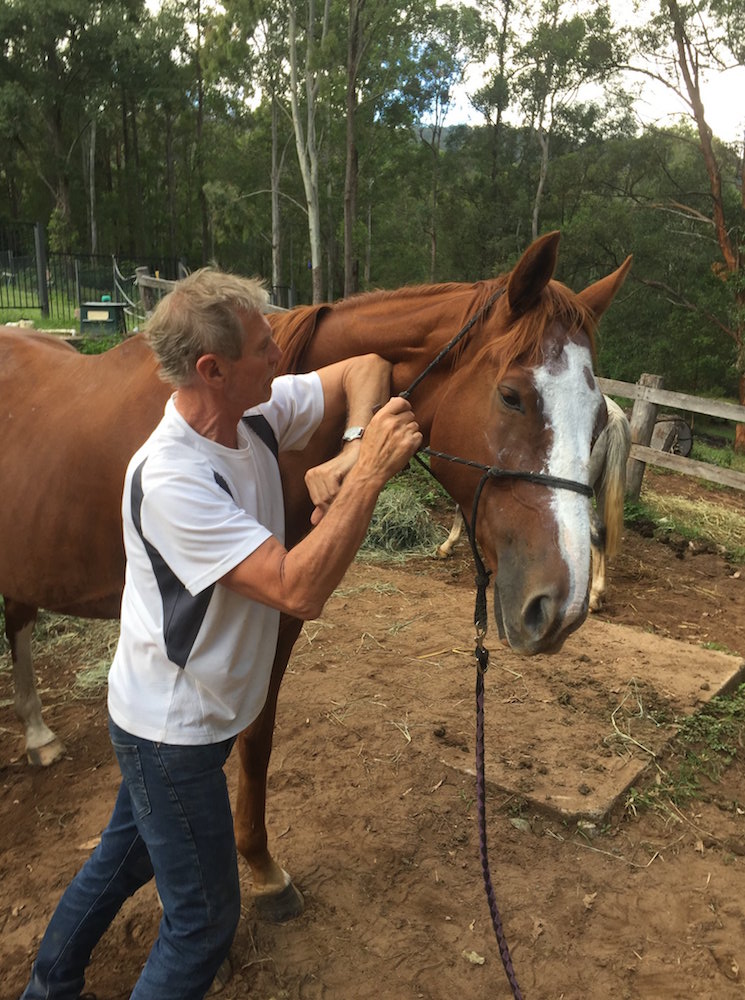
[577,255,633,320]
[506,231,561,316]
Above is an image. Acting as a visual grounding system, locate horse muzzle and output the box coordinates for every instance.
[493,580,589,656]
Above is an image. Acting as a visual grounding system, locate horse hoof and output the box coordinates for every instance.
[207,955,233,995]
[27,737,66,767]
[254,880,305,923]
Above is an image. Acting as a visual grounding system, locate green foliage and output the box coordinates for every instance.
[626,684,745,814]
[76,333,125,354]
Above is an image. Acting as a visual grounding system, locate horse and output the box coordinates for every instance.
[0,230,631,922]
[436,395,631,611]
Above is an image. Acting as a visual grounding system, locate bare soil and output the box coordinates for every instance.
[2,470,745,1000]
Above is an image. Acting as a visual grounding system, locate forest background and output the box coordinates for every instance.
[1,0,744,445]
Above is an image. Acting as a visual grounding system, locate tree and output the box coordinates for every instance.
[626,0,745,449]
[0,0,150,251]
[515,0,621,239]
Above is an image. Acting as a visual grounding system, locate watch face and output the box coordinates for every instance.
[342,426,364,442]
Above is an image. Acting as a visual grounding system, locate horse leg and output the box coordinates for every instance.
[436,505,464,559]
[589,512,606,612]
[4,597,66,765]
[233,616,305,923]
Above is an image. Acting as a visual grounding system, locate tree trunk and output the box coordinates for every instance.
[270,95,282,295]
[532,127,549,241]
[664,0,744,450]
[343,0,362,297]
[165,110,177,261]
[88,117,97,254]
[193,0,209,265]
[287,0,329,304]
[129,105,147,256]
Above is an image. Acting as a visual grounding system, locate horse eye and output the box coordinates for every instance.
[498,386,523,412]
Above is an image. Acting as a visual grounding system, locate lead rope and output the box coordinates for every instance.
[407,453,525,998]
[398,293,592,999]
[469,473,524,1000]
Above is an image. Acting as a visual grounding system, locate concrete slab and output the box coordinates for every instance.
[437,617,745,823]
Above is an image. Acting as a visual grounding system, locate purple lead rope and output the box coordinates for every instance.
[475,651,524,999]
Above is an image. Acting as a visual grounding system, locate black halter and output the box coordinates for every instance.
[397,288,594,1000]
[399,285,592,627]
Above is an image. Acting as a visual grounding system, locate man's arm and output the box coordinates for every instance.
[304,354,394,524]
[219,396,421,620]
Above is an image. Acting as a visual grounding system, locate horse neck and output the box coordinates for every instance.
[275,286,482,437]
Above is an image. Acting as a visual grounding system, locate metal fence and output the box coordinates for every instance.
[0,221,299,331]
[0,221,188,329]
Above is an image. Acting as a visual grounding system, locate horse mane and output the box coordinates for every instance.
[479,278,598,382]
[275,282,487,374]
[275,276,597,379]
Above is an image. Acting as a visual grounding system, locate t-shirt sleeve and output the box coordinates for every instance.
[139,462,271,597]
[253,371,324,453]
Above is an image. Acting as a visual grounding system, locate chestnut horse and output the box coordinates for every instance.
[436,395,631,611]
[0,231,630,921]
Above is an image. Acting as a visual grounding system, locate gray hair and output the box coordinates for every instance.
[144,267,270,386]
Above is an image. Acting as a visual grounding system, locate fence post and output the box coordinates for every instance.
[33,222,49,317]
[626,373,664,500]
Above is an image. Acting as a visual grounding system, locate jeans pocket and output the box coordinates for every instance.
[112,743,152,819]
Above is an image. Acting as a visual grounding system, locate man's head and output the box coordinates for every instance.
[145,268,270,387]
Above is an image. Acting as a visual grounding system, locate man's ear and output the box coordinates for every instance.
[195,353,226,386]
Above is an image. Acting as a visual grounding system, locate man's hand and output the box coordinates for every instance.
[306,397,422,525]
[356,397,422,485]
[305,444,360,525]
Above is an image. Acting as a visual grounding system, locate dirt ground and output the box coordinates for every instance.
[2,470,745,1000]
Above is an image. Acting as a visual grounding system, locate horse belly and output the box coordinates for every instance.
[0,449,127,614]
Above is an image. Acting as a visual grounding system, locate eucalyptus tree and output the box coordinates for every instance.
[340,0,471,292]
[209,0,295,292]
[0,0,150,250]
[510,0,621,240]
[625,0,745,448]
[548,127,736,399]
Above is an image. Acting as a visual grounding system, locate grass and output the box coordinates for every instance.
[0,308,76,329]
[690,438,745,474]
[625,683,745,815]
[359,459,450,560]
[0,609,118,694]
[625,491,745,563]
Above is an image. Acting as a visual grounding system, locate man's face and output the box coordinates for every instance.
[224,309,282,411]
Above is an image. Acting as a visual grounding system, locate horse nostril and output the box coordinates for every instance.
[522,590,560,639]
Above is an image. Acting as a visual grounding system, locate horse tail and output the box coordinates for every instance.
[590,396,631,558]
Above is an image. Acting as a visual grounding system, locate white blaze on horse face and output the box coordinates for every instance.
[532,339,600,622]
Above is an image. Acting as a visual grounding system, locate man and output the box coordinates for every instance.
[21,268,421,1000]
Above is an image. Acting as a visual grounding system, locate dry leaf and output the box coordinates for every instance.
[583,892,597,910]
[462,949,486,966]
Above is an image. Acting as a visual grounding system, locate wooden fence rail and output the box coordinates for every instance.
[597,374,745,498]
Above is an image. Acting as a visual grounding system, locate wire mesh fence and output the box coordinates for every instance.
[1,222,296,330]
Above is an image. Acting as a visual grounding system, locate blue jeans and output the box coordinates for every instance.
[21,718,240,1000]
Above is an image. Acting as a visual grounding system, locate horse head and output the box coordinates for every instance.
[428,232,632,655]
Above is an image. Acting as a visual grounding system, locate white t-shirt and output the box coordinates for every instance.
[107,372,324,744]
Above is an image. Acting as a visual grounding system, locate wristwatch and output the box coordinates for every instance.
[341,425,365,443]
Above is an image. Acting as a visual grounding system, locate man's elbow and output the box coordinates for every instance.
[278,561,326,621]
[287,593,325,622]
